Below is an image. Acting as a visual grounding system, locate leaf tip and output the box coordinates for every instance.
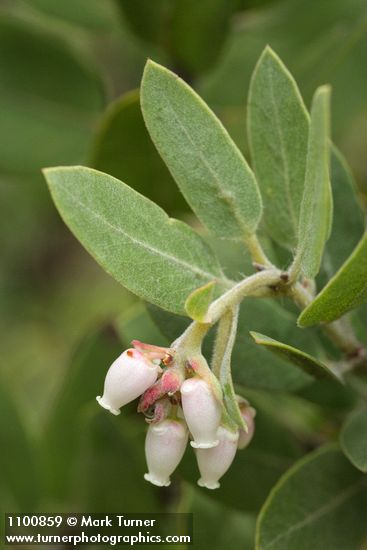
[249,330,262,343]
[142,58,170,80]
[297,307,315,328]
[316,84,332,97]
[296,317,307,328]
[42,166,62,187]
[144,57,156,70]
[259,44,283,67]
[263,44,276,57]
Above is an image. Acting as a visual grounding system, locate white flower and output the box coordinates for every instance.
[180,377,222,449]
[238,406,256,450]
[144,419,188,487]
[96,349,161,415]
[196,426,239,490]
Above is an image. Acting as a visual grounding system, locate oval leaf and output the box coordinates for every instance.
[141,60,262,239]
[295,85,333,278]
[247,46,309,250]
[256,445,367,550]
[340,408,367,473]
[299,230,367,326]
[185,280,216,322]
[44,166,225,315]
[90,90,187,214]
[250,331,342,382]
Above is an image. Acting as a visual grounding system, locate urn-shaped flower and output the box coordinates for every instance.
[196,426,239,489]
[96,349,161,415]
[144,419,188,487]
[180,377,222,449]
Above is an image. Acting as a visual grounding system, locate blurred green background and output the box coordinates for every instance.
[1,0,367,548]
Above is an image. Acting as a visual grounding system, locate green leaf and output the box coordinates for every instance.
[90,90,188,215]
[250,331,342,382]
[141,60,262,239]
[299,230,367,326]
[256,445,367,550]
[41,326,121,499]
[44,166,225,315]
[234,300,319,391]
[247,46,309,250]
[295,85,333,278]
[185,281,216,322]
[340,408,367,473]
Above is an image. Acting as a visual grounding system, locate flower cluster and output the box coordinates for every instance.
[96,340,256,489]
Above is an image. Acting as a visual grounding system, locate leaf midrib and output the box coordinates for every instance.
[266,61,298,236]
[163,93,252,234]
[55,181,222,282]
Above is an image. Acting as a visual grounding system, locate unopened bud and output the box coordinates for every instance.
[138,367,184,413]
[144,419,188,487]
[238,406,256,450]
[181,377,222,449]
[196,426,239,490]
[96,349,161,415]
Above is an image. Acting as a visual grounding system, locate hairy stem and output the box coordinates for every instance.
[208,268,283,323]
[244,233,273,268]
[172,321,210,356]
[242,231,365,365]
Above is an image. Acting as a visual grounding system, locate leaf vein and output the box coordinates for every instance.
[263,477,367,549]
[266,62,298,236]
[60,184,220,282]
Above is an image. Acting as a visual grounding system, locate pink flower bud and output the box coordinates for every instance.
[196,426,239,490]
[138,367,184,413]
[96,349,161,415]
[237,406,256,450]
[180,377,222,449]
[144,419,188,487]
